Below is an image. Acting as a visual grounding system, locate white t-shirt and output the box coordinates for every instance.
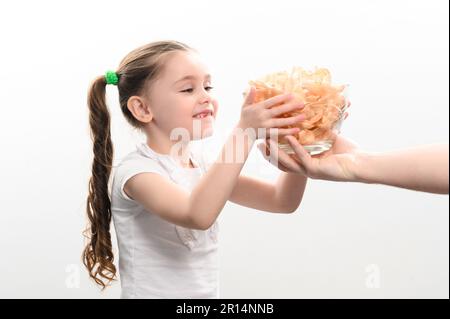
[110,142,219,299]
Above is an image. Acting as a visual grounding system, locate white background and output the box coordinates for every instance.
[0,0,448,298]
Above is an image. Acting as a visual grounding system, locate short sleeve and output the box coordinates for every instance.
[112,157,167,203]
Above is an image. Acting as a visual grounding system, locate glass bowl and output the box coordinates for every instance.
[248,67,349,156]
[278,95,349,156]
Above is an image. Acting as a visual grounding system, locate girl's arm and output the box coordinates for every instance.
[228,138,308,213]
[125,89,304,230]
[228,172,307,214]
[125,125,255,230]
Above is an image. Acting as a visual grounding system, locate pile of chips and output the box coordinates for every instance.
[249,67,348,153]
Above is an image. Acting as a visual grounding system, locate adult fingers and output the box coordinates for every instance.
[285,135,312,167]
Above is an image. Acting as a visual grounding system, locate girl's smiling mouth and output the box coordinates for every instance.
[193,109,214,119]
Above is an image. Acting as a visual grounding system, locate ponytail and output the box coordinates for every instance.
[82,40,194,289]
[83,75,117,289]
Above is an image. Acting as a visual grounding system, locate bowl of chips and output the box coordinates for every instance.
[248,67,349,155]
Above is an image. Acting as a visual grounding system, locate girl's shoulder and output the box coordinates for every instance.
[111,148,171,203]
[115,148,169,178]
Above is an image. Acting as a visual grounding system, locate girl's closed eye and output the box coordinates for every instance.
[181,86,214,93]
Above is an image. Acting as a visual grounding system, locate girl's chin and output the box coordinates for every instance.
[191,119,215,140]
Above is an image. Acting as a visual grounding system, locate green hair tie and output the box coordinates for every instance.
[105,70,119,85]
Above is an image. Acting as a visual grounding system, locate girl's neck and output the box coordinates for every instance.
[146,136,193,169]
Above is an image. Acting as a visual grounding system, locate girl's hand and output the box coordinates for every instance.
[258,134,361,182]
[238,86,305,140]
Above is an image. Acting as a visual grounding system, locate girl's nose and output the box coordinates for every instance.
[199,89,212,104]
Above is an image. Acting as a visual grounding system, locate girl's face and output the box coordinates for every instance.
[146,50,218,140]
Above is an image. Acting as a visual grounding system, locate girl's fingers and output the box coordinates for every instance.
[242,86,256,107]
[261,137,306,173]
[343,112,349,120]
[258,142,277,165]
[261,93,294,109]
[270,114,305,128]
[266,139,304,172]
[266,127,300,138]
[275,162,291,172]
[257,142,268,157]
[268,101,304,117]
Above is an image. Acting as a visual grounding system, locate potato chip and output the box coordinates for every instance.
[248,66,349,155]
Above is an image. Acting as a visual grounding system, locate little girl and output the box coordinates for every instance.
[84,40,307,298]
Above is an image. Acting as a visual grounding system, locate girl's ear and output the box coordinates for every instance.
[127,96,154,123]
